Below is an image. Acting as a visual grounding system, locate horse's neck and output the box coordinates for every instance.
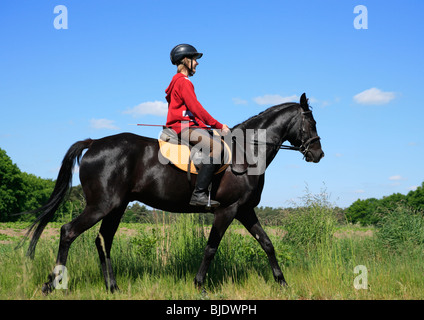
[245,104,298,137]
[242,105,300,169]
[266,116,295,167]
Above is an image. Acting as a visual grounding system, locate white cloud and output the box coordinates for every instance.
[353,88,395,105]
[253,94,298,105]
[408,186,418,191]
[232,97,248,105]
[90,118,119,130]
[123,100,168,117]
[389,175,404,181]
[354,189,365,194]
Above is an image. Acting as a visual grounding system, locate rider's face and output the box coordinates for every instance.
[190,58,198,74]
[183,57,198,75]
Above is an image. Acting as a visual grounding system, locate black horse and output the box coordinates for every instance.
[23,93,323,294]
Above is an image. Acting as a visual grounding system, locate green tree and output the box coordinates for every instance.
[407,182,424,210]
[0,148,55,221]
[345,198,380,225]
[380,192,407,210]
[56,185,86,221]
[21,172,55,213]
[123,202,149,223]
[0,148,26,220]
[346,182,424,226]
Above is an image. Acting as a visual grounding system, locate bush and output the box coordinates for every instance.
[283,189,338,250]
[376,205,424,250]
[131,228,161,258]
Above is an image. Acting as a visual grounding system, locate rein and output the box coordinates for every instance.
[248,109,321,157]
[248,139,300,151]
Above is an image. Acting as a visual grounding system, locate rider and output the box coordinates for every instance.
[166,44,230,208]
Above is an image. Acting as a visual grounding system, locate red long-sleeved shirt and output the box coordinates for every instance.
[165,73,223,134]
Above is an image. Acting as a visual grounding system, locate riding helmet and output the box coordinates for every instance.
[170,44,203,65]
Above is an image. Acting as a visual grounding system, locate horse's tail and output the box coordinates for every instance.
[16,139,93,258]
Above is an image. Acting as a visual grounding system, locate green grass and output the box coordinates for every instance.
[1,203,424,300]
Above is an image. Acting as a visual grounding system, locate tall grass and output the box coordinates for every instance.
[284,190,337,253]
[376,204,424,250]
[1,192,424,299]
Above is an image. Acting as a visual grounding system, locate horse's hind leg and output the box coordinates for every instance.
[95,204,127,293]
[237,207,287,286]
[41,205,109,295]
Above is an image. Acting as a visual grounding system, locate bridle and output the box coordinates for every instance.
[295,110,321,158]
[248,109,321,159]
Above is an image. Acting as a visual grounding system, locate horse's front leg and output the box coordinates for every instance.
[237,207,287,286]
[194,206,237,289]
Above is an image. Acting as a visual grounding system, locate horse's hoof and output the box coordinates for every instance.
[194,283,208,297]
[109,284,120,294]
[41,282,53,296]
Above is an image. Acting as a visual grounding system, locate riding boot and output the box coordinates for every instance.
[189,161,220,208]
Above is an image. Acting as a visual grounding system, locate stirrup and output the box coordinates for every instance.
[206,183,216,209]
[189,184,220,208]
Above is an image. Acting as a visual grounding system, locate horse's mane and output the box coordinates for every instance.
[232,102,299,130]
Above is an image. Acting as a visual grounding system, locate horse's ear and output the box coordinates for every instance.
[300,93,309,111]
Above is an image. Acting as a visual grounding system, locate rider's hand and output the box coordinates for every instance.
[221,124,230,136]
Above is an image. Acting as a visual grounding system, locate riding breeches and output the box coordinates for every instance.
[179,128,223,165]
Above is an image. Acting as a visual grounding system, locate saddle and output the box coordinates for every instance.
[158,128,232,175]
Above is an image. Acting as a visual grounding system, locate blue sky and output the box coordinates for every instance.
[1,0,423,208]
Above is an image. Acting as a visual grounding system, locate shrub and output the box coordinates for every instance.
[376,205,424,250]
[283,189,338,250]
[131,227,161,258]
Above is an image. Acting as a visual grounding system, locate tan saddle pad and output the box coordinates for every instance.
[158,138,231,175]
